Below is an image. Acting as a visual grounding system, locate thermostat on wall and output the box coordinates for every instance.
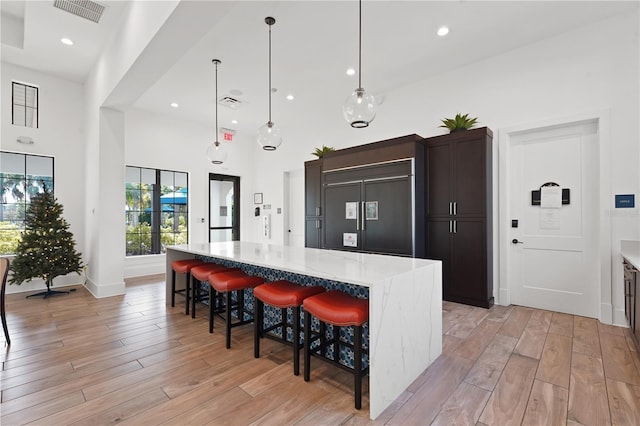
[615,194,635,208]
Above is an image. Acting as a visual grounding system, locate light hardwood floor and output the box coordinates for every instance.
[1,276,639,425]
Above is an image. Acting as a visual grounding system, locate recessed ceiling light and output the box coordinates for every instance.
[170,102,179,108]
[231,119,238,124]
[346,68,356,76]
[437,26,449,37]
[286,94,294,101]
[61,38,74,45]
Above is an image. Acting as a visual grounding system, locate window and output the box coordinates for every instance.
[0,152,54,254]
[125,166,188,256]
[12,82,39,128]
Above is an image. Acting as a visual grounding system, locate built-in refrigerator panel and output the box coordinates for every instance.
[322,160,414,256]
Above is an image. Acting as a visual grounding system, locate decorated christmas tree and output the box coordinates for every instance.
[9,187,83,298]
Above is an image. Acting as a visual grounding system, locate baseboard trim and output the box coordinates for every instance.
[84,278,125,298]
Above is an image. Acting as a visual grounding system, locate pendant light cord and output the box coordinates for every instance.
[214,61,219,143]
[268,22,272,123]
[358,0,362,90]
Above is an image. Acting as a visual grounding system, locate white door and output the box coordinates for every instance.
[286,168,305,247]
[507,120,599,318]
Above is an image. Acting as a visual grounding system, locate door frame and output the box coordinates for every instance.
[208,173,240,242]
[498,110,612,323]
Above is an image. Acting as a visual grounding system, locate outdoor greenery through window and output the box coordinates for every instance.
[126,166,188,256]
[0,152,54,254]
[12,82,39,128]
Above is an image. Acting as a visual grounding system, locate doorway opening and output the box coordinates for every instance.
[209,173,240,242]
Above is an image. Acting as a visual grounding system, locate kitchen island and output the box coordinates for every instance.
[165,242,442,419]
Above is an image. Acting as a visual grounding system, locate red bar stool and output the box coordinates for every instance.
[253,280,325,375]
[190,263,239,318]
[303,290,369,410]
[209,270,264,348]
[170,259,204,312]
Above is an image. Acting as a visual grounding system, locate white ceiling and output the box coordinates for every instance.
[2,1,638,138]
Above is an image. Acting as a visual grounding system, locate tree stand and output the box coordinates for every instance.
[26,279,69,299]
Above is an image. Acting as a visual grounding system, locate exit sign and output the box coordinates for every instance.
[223,132,233,141]
[615,194,635,208]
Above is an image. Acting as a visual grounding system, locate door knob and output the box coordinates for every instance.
[512,239,524,244]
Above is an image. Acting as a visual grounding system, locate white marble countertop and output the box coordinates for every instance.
[167,242,439,288]
[621,240,640,271]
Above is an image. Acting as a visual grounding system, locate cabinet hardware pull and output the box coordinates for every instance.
[453,220,457,234]
[449,220,452,233]
[454,202,457,216]
[449,202,452,215]
[316,207,320,216]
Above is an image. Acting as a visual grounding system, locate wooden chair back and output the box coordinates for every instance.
[1,257,10,344]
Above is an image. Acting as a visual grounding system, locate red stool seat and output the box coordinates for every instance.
[170,259,205,312]
[172,259,204,274]
[303,290,369,326]
[191,263,233,281]
[208,271,264,348]
[254,280,325,308]
[303,290,369,410]
[253,281,325,375]
[189,263,240,318]
[213,275,264,293]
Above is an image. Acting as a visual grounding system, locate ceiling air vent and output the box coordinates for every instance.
[218,96,242,110]
[53,0,106,24]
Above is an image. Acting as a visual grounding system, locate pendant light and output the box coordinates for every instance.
[257,16,282,151]
[343,0,376,128]
[206,59,228,164]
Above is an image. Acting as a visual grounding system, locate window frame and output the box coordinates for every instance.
[12,81,39,128]
[125,166,189,257]
[0,151,54,255]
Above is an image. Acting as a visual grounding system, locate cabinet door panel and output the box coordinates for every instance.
[323,183,361,250]
[453,139,486,217]
[450,219,489,306]
[427,219,452,298]
[426,143,451,217]
[363,178,412,255]
[305,161,322,217]
[305,219,321,248]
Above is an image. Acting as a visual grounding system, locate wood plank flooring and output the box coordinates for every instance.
[2,276,639,425]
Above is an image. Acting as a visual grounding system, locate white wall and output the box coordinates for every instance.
[1,62,86,294]
[3,5,636,323]
[123,108,258,276]
[239,12,639,323]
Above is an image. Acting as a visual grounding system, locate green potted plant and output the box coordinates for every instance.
[439,113,479,133]
[311,145,335,158]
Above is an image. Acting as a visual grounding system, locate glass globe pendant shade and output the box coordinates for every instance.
[343,87,376,128]
[206,141,227,164]
[257,121,282,151]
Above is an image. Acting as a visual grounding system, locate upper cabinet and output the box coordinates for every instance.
[426,128,491,218]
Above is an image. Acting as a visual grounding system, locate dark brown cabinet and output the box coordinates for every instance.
[304,159,323,248]
[426,127,493,308]
[304,135,426,257]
